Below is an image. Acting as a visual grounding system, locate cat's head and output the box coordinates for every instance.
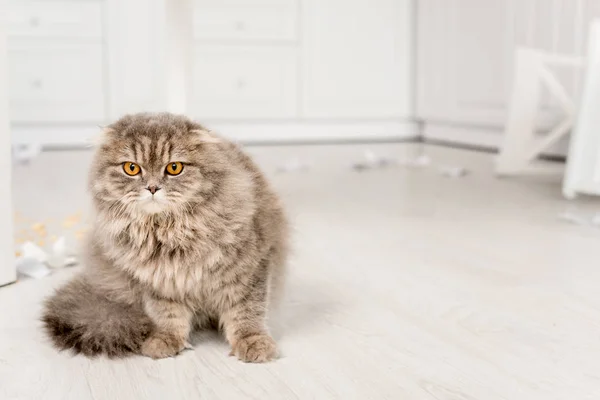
[89,113,223,216]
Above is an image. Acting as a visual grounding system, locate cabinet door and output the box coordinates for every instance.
[8,41,105,123]
[191,46,297,119]
[301,0,412,118]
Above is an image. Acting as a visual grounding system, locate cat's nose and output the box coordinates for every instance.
[146,185,161,195]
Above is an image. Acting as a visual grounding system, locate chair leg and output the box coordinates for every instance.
[496,48,544,175]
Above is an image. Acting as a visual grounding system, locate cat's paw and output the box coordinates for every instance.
[231,334,278,363]
[140,333,186,359]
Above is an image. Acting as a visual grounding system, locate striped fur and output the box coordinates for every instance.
[42,113,288,361]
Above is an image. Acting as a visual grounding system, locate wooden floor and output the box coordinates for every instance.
[2,143,600,400]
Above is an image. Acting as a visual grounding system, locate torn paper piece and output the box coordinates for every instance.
[364,150,396,167]
[53,236,66,254]
[17,258,51,279]
[276,158,311,173]
[352,150,397,171]
[22,241,48,264]
[47,236,78,269]
[353,151,434,171]
[398,154,432,168]
[439,166,469,178]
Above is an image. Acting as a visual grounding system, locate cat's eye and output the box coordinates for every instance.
[123,162,141,176]
[165,162,184,176]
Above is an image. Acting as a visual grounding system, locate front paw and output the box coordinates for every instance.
[141,333,187,359]
[231,334,278,363]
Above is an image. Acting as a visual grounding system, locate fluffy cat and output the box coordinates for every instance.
[42,113,288,362]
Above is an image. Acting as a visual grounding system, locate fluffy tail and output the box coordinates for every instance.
[41,276,153,358]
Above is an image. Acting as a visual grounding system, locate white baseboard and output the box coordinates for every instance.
[422,123,569,157]
[11,120,419,148]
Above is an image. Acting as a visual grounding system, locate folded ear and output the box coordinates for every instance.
[87,127,115,148]
[190,129,220,144]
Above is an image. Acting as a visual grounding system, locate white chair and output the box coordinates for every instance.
[496,50,583,176]
[497,20,600,199]
[563,20,600,198]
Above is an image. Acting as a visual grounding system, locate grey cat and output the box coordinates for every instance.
[42,113,288,362]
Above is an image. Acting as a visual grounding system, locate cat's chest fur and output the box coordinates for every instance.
[105,213,235,302]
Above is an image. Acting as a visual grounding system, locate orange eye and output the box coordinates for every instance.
[165,162,184,176]
[123,162,141,176]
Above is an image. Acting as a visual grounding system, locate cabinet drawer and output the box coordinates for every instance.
[194,1,297,42]
[8,0,103,39]
[8,41,105,122]
[192,46,297,118]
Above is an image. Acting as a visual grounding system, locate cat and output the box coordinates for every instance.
[41,112,288,362]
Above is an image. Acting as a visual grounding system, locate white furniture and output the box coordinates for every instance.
[0,0,16,287]
[7,0,105,123]
[8,0,415,146]
[563,20,600,198]
[496,48,583,176]
[416,0,600,152]
[496,18,600,199]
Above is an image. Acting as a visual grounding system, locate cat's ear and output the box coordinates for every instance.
[87,127,115,148]
[191,129,220,144]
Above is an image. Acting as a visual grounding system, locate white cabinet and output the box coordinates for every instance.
[190,0,299,119]
[9,41,104,123]
[301,0,412,118]
[191,46,297,119]
[8,0,417,144]
[7,0,105,124]
[192,0,297,42]
[7,0,103,38]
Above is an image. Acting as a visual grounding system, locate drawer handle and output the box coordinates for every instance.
[29,17,40,27]
[31,79,43,89]
[235,21,246,31]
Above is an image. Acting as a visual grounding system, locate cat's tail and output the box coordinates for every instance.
[41,276,153,358]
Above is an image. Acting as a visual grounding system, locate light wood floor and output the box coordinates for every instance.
[2,143,600,400]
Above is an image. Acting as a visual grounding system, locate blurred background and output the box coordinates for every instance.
[2,1,600,398]
[4,0,599,147]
